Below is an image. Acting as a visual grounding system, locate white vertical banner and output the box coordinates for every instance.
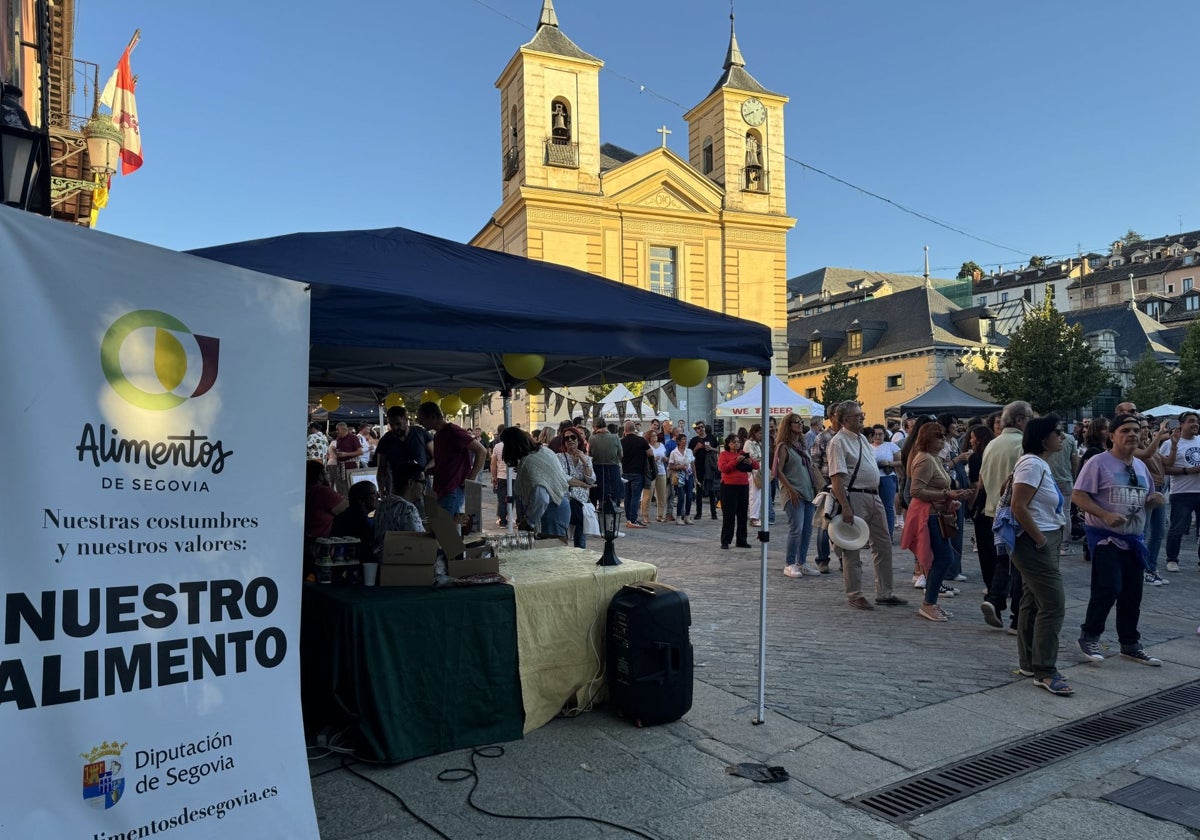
[0,208,319,838]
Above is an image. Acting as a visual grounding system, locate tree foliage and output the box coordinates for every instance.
[1125,348,1177,410]
[1173,321,1200,407]
[977,297,1111,414]
[1122,228,1144,246]
[957,260,983,280]
[1028,255,1048,268]
[820,358,859,411]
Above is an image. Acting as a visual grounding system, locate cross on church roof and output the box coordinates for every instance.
[657,124,671,148]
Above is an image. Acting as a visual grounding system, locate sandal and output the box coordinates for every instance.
[1036,673,1074,696]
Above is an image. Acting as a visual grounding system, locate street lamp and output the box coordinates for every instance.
[0,82,51,214]
[597,497,622,567]
[83,112,123,178]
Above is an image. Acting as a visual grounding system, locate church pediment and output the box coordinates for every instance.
[603,150,723,216]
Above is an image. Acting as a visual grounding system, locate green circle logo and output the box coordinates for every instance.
[101,310,220,410]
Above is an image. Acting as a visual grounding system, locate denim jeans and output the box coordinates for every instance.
[622,472,644,524]
[924,514,954,605]
[1165,491,1200,563]
[878,473,897,536]
[494,483,509,525]
[438,487,464,516]
[526,486,571,537]
[594,464,623,509]
[675,474,695,518]
[783,499,814,567]
[568,498,587,548]
[1080,541,1144,647]
[1143,500,1167,572]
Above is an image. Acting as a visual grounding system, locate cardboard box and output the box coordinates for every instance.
[381,531,439,565]
[448,542,499,578]
[379,563,435,587]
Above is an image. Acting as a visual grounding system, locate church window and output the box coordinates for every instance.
[805,388,818,399]
[886,374,903,390]
[649,246,677,298]
[702,136,714,173]
[1188,296,1199,312]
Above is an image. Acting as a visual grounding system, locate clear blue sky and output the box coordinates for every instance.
[76,0,1200,278]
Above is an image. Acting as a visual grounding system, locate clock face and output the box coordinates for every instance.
[741,98,766,126]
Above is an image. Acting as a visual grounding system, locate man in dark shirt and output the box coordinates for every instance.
[417,401,486,515]
[689,421,719,520]
[375,406,434,497]
[621,420,652,527]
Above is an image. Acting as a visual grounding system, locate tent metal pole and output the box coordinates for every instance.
[503,389,515,535]
[754,368,770,725]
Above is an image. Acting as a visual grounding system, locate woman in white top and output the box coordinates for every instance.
[557,429,595,548]
[1009,414,1072,696]
[871,425,903,537]
[641,430,670,523]
[746,424,765,527]
[668,432,696,524]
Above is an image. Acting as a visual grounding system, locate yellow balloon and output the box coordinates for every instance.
[669,358,709,388]
[420,389,442,405]
[440,394,464,415]
[502,353,545,381]
[384,392,404,409]
[525,378,544,397]
[459,387,484,405]
[319,393,341,412]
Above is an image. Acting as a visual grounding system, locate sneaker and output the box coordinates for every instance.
[913,574,927,589]
[952,573,968,582]
[918,603,948,622]
[797,564,821,576]
[980,601,1003,628]
[627,522,646,529]
[1157,574,1170,585]
[938,585,959,597]
[1144,571,1163,586]
[1120,647,1163,667]
[783,565,802,578]
[1166,561,1180,573]
[816,562,831,574]
[1078,639,1105,662]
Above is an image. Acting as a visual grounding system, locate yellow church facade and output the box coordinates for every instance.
[470,0,795,415]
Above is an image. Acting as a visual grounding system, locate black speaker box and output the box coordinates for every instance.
[606,581,693,726]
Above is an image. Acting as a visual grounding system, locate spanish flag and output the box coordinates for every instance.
[99,33,142,175]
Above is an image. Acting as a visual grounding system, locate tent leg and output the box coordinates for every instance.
[503,389,514,535]
[755,369,770,725]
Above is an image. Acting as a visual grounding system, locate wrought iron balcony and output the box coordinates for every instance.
[742,166,769,193]
[544,139,579,169]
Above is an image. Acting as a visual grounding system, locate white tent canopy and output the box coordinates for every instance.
[1142,403,1195,418]
[599,383,669,422]
[715,374,825,419]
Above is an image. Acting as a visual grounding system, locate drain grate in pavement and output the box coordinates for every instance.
[850,678,1200,823]
[1103,777,1200,830]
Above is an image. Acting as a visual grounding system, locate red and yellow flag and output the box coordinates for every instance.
[99,35,142,175]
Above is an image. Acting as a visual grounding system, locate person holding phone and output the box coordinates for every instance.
[1159,411,1200,573]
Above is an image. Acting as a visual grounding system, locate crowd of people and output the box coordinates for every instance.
[302,396,1195,695]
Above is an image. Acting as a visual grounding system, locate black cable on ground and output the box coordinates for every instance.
[437,745,661,839]
[340,755,455,840]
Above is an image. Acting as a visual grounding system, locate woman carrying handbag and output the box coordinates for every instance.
[775,413,821,577]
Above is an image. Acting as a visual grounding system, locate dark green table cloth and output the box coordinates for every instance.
[300,583,524,762]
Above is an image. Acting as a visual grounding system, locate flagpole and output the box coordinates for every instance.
[126,30,141,53]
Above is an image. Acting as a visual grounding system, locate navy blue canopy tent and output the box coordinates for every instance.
[190,226,773,394]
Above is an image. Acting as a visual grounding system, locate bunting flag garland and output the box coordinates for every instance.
[631,396,643,418]
[662,381,678,408]
[645,390,659,411]
[616,402,627,424]
[566,398,576,418]
[553,391,565,416]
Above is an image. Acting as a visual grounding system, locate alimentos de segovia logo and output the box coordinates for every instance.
[101,310,219,410]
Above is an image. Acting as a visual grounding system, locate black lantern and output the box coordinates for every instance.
[597,497,621,567]
[0,83,51,215]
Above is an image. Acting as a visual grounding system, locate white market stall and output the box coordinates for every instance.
[715,374,825,420]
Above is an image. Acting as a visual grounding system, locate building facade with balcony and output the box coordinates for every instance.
[470,0,795,404]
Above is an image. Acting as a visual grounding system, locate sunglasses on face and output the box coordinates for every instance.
[563,436,578,442]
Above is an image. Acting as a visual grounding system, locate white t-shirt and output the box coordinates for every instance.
[1159,436,1200,493]
[669,446,695,475]
[650,443,668,476]
[1012,454,1063,531]
[872,441,901,474]
[827,431,880,490]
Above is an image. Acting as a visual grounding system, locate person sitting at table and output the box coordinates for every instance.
[499,426,571,538]
[305,459,347,539]
[333,480,378,563]
[373,462,427,559]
